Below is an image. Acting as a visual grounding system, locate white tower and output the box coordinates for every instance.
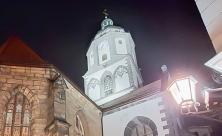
[83,13,143,105]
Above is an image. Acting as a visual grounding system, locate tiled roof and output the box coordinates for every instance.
[0,36,48,67]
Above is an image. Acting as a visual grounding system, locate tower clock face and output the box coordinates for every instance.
[98,41,110,64]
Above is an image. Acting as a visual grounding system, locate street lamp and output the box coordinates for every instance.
[168,75,200,114]
[161,64,222,135]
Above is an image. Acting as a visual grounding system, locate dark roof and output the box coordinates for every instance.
[0,36,49,67]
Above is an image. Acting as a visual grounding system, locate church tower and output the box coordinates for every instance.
[83,12,143,105]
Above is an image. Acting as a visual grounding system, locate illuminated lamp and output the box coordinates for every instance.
[168,75,200,114]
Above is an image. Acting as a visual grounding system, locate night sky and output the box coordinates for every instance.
[0,0,216,89]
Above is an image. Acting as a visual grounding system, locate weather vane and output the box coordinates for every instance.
[103,9,109,18]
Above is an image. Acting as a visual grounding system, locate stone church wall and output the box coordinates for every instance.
[0,65,52,136]
[0,64,102,136]
[65,80,102,136]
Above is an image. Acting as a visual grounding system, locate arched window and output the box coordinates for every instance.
[124,116,158,136]
[3,92,31,136]
[87,78,100,100]
[75,115,84,136]
[114,65,130,91]
[104,75,113,96]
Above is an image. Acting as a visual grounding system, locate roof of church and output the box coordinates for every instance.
[101,80,161,111]
[0,36,49,67]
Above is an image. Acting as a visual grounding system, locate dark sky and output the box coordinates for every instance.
[0,0,216,89]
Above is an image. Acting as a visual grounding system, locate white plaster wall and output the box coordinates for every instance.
[115,37,127,54]
[115,72,130,91]
[85,58,131,104]
[195,0,222,52]
[103,97,169,136]
[85,58,128,89]
[88,85,100,100]
[84,25,143,105]
[84,56,142,105]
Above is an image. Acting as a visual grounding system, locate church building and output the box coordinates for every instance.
[0,14,216,136]
[84,15,173,136]
[0,37,102,136]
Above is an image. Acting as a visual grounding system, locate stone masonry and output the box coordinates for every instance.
[0,64,102,136]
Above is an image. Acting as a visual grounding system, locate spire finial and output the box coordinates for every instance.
[103,9,109,18]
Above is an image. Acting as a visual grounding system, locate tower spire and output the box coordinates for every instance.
[101,9,113,30]
[102,9,109,19]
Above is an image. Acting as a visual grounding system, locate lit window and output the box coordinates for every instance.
[3,92,31,136]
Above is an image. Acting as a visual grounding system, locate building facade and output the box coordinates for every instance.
[84,16,176,136]
[0,14,220,136]
[195,0,222,52]
[83,16,143,106]
[0,37,102,136]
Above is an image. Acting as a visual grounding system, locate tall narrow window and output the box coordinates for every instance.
[98,41,110,64]
[104,75,113,96]
[75,115,84,136]
[3,92,31,136]
[89,51,94,66]
[115,38,127,54]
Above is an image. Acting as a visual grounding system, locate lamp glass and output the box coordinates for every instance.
[169,83,183,104]
[168,76,197,105]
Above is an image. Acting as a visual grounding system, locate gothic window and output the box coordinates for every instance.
[104,75,113,96]
[87,78,100,100]
[3,92,31,136]
[124,116,158,136]
[75,115,84,136]
[89,51,94,66]
[114,66,128,78]
[114,66,130,91]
